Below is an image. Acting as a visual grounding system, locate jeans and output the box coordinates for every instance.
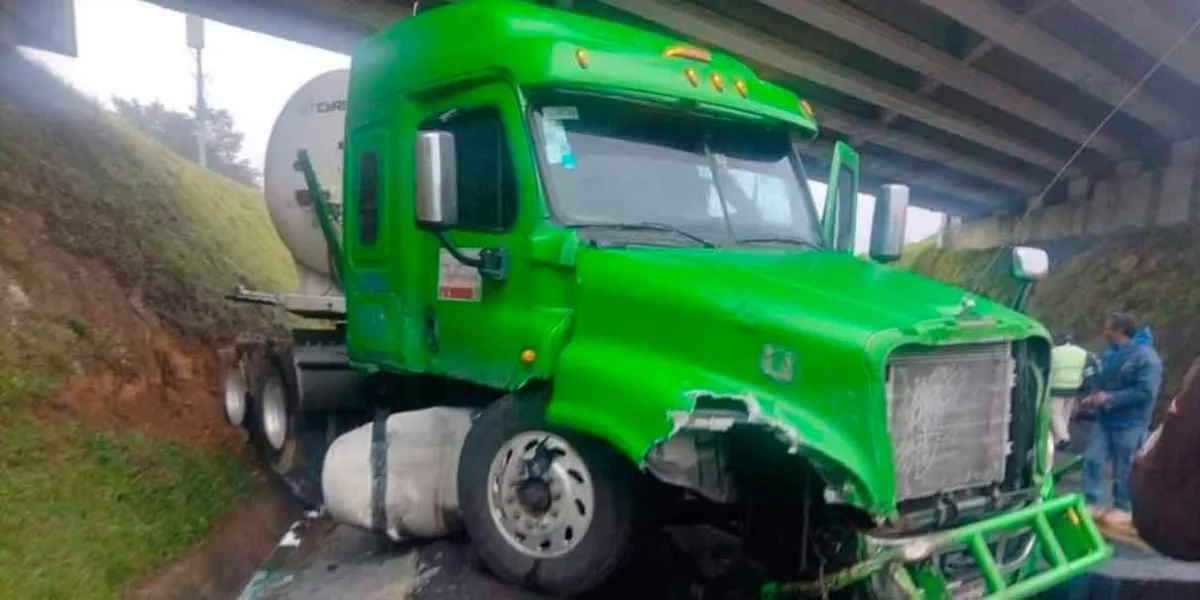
[1082,422,1146,511]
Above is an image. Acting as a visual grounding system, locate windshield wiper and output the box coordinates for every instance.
[736,236,821,250]
[567,222,716,248]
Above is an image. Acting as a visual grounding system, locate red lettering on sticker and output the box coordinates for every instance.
[438,286,478,301]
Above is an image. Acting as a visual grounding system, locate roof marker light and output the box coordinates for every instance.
[734,78,748,98]
[710,72,725,93]
[799,99,815,118]
[575,48,589,69]
[684,67,700,87]
[664,45,712,63]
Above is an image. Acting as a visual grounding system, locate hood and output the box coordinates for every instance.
[563,245,1047,512]
[578,246,1041,347]
[1132,327,1154,347]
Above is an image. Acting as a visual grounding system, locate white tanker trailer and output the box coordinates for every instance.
[219,69,361,505]
[220,71,471,535]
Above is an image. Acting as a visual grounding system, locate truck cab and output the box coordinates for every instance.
[224,0,1111,597]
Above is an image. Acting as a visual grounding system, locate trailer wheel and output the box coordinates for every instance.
[249,348,327,506]
[458,394,639,596]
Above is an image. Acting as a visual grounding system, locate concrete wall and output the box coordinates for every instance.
[948,137,1200,248]
[0,0,77,56]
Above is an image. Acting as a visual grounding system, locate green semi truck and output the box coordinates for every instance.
[220,0,1110,596]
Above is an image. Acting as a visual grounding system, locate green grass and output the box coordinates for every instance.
[892,235,938,270]
[0,409,251,599]
[906,243,1021,306]
[0,46,295,342]
[0,47,292,597]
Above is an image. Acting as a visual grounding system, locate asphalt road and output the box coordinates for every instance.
[241,516,761,599]
[239,419,1200,599]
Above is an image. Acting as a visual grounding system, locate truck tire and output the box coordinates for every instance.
[457,393,639,596]
[249,348,327,506]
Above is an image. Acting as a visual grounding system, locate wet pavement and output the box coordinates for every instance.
[242,518,756,599]
[250,522,549,600]
[240,420,1200,598]
[240,506,1200,599]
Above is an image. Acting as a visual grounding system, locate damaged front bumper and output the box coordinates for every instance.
[762,493,1110,599]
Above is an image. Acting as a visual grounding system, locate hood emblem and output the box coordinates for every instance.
[762,345,796,383]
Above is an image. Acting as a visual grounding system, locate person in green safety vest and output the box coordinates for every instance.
[1050,332,1095,451]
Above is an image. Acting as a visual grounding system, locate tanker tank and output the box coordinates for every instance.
[263,68,350,298]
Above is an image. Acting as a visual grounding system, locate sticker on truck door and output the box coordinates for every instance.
[437,248,482,302]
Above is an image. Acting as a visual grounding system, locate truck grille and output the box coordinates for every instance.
[886,343,1014,501]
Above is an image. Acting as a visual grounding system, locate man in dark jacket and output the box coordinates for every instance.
[1081,313,1162,527]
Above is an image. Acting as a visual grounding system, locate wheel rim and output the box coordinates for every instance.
[486,431,595,559]
[222,362,248,427]
[261,373,288,451]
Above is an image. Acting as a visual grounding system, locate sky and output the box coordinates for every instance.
[23,0,944,250]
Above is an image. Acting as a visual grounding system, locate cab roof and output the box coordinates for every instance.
[349,0,818,133]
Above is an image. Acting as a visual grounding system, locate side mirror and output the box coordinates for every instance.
[415,131,508,282]
[822,141,860,252]
[870,184,908,263]
[416,131,458,228]
[1011,246,1049,282]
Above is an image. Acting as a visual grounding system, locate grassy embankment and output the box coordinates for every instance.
[902,228,1200,414]
[0,47,295,598]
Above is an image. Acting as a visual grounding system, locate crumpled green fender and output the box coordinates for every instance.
[545,337,887,512]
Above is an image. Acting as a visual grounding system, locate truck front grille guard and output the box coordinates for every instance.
[761,493,1111,599]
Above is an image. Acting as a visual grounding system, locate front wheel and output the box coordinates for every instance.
[457,394,639,596]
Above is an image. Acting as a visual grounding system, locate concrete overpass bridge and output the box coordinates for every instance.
[10,0,1200,245]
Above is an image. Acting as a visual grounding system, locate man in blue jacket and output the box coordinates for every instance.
[1082,313,1162,527]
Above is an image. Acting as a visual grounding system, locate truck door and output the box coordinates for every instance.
[344,124,402,361]
[411,82,536,388]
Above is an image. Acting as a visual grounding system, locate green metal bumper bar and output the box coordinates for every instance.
[762,493,1111,599]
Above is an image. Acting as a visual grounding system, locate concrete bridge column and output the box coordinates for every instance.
[950,136,1200,249]
[1159,137,1200,227]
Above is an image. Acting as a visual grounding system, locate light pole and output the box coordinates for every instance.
[186,14,207,169]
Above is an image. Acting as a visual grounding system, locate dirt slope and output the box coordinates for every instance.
[0,46,296,597]
[907,225,1200,417]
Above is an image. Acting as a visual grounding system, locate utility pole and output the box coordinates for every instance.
[186,14,208,169]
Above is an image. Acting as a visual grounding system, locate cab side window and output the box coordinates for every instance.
[358,151,380,245]
[423,109,517,231]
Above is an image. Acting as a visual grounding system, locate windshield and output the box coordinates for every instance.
[531,91,823,248]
